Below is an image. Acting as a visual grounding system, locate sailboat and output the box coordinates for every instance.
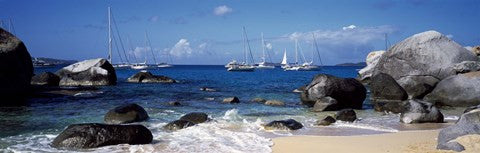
[256,32,275,69]
[280,48,289,68]
[144,31,173,68]
[283,34,322,71]
[227,27,255,72]
[106,7,132,69]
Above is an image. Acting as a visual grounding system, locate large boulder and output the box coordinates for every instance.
[400,100,444,124]
[312,96,339,112]
[374,31,477,98]
[437,107,480,151]
[424,71,480,107]
[127,71,176,83]
[104,103,149,124]
[56,58,116,86]
[264,119,303,130]
[31,72,60,86]
[358,50,385,81]
[0,28,33,105]
[395,76,439,99]
[301,74,366,110]
[370,73,408,102]
[179,112,210,124]
[51,123,152,149]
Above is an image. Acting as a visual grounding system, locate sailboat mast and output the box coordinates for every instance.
[242,27,247,64]
[108,7,112,63]
[261,32,266,63]
[312,33,323,66]
[385,33,388,51]
[295,39,298,64]
[145,31,157,64]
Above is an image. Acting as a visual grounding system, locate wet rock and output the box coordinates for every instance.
[358,50,385,81]
[56,58,117,86]
[179,112,210,124]
[264,119,303,130]
[51,123,152,149]
[168,101,181,106]
[222,97,240,103]
[312,97,339,112]
[200,87,216,92]
[265,100,285,106]
[127,71,176,83]
[437,108,480,151]
[0,28,34,105]
[301,74,366,111]
[104,103,149,124]
[335,109,357,122]
[316,116,336,126]
[400,100,444,124]
[163,120,195,130]
[31,72,60,86]
[424,71,480,107]
[251,98,267,103]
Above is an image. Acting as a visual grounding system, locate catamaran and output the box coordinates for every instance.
[227,27,255,72]
[256,32,275,69]
[283,34,323,71]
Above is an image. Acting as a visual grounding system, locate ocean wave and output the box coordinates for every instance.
[332,121,399,133]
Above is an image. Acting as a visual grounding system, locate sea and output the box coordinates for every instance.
[0,65,465,153]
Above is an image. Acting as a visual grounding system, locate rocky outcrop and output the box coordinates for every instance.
[312,97,339,112]
[56,58,116,86]
[127,71,176,83]
[104,103,149,124]
[374,31,477,98]
[316,116,336,126]
[437,107,480,151]
[264,119,303,130]
[400,100,444,124]
[51,123,152,149]
[265,100,285,106]
[358,50,385,81]
[452,61,480,74]
[163,120,195,130]
[31,72,60,86]
[335,109,357,122]
[222,97,240,103]
[301,74,366,110]
[179,112,210,124]
[0,28,33,105]
[424,71,480,107]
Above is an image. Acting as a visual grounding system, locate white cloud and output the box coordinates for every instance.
[342,25,357,30]
[169,39,193,57]
[214,5,233,16]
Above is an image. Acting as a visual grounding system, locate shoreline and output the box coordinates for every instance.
[272,130,459,153]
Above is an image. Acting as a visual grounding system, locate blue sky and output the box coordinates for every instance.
[1,0,479,65]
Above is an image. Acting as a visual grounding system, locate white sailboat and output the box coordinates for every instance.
[283,34,322,71]
[227,27,255,72]
[280,48,289,68]
[256,32,275,69]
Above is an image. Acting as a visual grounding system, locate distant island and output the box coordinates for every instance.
[335,62,366,66]
[32,57,76,67]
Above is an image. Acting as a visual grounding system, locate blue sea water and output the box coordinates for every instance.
[0,65,463,152]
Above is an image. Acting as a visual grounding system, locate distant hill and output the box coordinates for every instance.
[32,57,76,66]
[335,62,366,66]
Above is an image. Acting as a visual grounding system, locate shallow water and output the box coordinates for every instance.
[0,65,465,152]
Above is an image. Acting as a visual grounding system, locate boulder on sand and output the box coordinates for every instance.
[316,116,336,126]
[264,119,303,130]
[374,31,477,98]
[301,74,366,110]
[424,71,480,107]
[51,123,152,149]
[400,100,444,124]
[56,58,116,86]
[0,28,34,105]
[127,71,176,83]
[437,106,480,151]
[31,72,60,86]
[104,103,149,124]
[358,50,385,81]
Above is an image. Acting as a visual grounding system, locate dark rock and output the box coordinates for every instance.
[51,123,152,149]
[400,100,444,124]
[179,112,210,124]
[312,97,339,112]
[168,101,181,106]
[437,108,480,151]
[316,116,336,126]
[264,119,303,130]
[370,73,407,101]
[301,74,366,110]
[31,72,60,86]
[222,97,240,103]
[104,103,149,124]
[0,28,33,105]
[163,120,195,130]
[251,98,267,103]
[396,75,439,99]
[200,87,216,92]
[56,58,116,86]
[335,109,357,122]
[424,71,480,107]
[265,100,285,106]
[127,71,176,83]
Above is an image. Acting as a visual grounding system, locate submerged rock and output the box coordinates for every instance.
[179,112,210,124]
[265,100,285,106]
[56,58,117,86]
[400,100,444,124]
[200,87,216,92]
[163,120,196,130]
[51,123,152,149]
[0,28,34,105]
[437,107,480,151]
[168,101,182,106]
[301,74,366,110]
[424,71,480,107]
[264,119,303,130]
[127,71,176,83]
[31,72,60,86]
[251,98,267,103]
[222,97,240,103]
[316,116,336,126]
[104,103,149,124]
[335,109,357,122]
[312,97,339,112]
[358,50,385,81]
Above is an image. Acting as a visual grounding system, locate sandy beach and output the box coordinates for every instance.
[272,130,480,153]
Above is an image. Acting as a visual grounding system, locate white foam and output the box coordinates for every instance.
[332,121,399,133]
[444,115,459,121]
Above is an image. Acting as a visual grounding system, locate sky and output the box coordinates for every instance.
[1,0,479,65]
